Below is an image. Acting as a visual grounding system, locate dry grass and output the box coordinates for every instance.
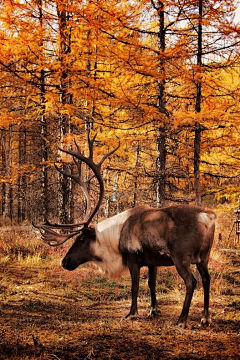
[0,260,239,360]
[0,223,69,266]
[0,206,239,297]
[0,209,239,359]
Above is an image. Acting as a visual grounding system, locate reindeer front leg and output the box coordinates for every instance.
[125,262,140,318]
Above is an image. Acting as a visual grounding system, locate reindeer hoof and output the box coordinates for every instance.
[124,312,138,320]
[177,321,187,329]
[200,315,212,327]
[148,308,160,318]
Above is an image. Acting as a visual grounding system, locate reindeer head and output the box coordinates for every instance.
[62,227,97,270]
[34,132,120,269]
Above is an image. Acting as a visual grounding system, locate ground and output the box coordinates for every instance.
[0,252,239,360]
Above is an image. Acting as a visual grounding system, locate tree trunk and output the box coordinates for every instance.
[17,127,27,223]
[40,71,50,219]
[194,0,203,206]
[0,130,6,218]
[37,0,50,220]
[132,144,140,207]
[156,1,167,207]
[2,125,13,220]
[156,128,166,207]
[57,1,73,224]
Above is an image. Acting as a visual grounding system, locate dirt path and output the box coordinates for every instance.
[0,262,239,360]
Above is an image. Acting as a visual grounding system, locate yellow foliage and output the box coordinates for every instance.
[0,0,239,212]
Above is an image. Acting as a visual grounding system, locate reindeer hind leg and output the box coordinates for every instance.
[173,258,197,328]
[197,261,212,326]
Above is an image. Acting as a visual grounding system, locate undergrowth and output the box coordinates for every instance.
[0,223,69,265]
[0,207,239,298]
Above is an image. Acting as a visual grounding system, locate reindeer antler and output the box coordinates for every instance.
[34,132,120,246]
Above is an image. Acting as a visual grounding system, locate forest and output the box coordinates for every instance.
[0,1,240,360]
[0,0,240,224]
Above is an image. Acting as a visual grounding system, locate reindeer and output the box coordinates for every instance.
[34,132,216,328]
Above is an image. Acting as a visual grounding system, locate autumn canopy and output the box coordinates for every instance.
[0,0,240,224]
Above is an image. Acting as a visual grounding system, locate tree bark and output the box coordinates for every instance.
[17,127,27,223]
[132,144,140,207]
[1,130,6,217]
[57,1,73,224]
[194,0,203,206]
[2,125,13,220]
[156,1,167,207]
[37,0,50,220]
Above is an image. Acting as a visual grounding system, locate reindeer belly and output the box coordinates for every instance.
[121,244,174,267]
[140,247,174,266]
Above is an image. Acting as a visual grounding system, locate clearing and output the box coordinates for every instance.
[0,251,239,360]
